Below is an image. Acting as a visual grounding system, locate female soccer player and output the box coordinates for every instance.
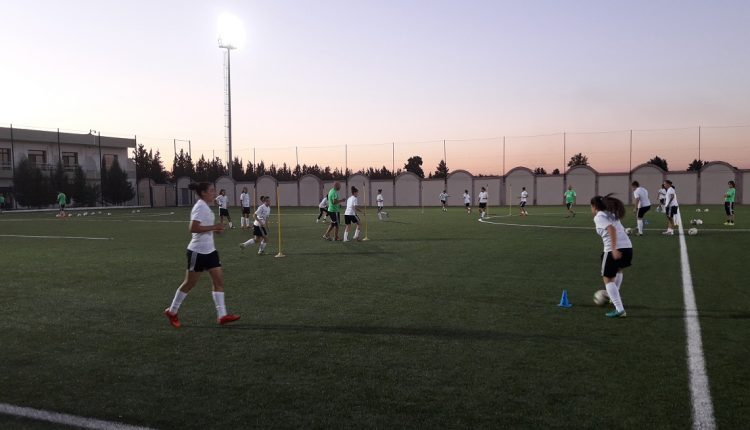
[724,180,736,226]
[591,194,632,318]
[343,186,363,242]
[376,189,387,220]
[163,182,240,328]
[439,190,449,212]
[240,195,271,254]
[631,181,651,235]
[317,196,329,223]
[214,189,233,229]
[662,180,679,235]
[478,187,489,219]
[463,190,471,214]
[519,187,529,216]
[240,187,251,229]
[657,185,667,213]
[56,191,67,218]
[564,185,576,217]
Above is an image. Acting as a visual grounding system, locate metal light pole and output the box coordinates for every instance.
[218,13,244,180]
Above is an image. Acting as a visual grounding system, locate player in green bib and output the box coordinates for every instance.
[0,193,5,213]
[724,180,736,226]
[323,182,346,241]
[564,185,576,217]
[57,191,67,218]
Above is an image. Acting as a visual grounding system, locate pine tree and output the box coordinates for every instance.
[104,158,135,204]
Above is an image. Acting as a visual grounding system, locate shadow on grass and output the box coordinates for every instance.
[181,322,577,342]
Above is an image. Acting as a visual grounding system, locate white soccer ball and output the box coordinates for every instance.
[703,208,709,212]
[688,228,698,235]
[132,210,136,213]
[593,290,609,307]
[76,214,81,217]
[696,219,703,225]
[67,213,72,217]
[107,212,111,216]
[136,210,141,213]
[696,208,701,212]
[625,227,633,235]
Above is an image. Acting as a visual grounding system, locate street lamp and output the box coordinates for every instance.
[218,13,245,179]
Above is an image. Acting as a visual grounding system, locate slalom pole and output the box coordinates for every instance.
[362,181,370,241]
[274,184,286,258]
[508,183,513,216]
[486,183,490,217]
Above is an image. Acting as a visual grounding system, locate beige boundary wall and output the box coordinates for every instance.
[158,162,745,208]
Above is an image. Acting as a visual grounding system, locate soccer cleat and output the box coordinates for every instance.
[605,310,627,318]
[163,308,180,328]
[218,314,240,325]
[724,221,731,226]
[239,243,246,250]
[662,230,674,235]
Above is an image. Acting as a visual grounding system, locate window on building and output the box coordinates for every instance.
[102,154,118,169]
[62,152,78,169]
[0,148,10,170]
[27,150,47,165]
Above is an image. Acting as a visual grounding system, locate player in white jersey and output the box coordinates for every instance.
[519,187,529,216]
[317,196,329,223]
[439,190,449,212]
[239,187,251,229]
[591,194,632,318]
[662,180,679,235]
[163,182,240,328]
[214,189,234,229]
[657,185,667,213]
[478,187,489,219]
[630,181,651,236]
[343,186,363,242]
[376,189,387,220]
[463,190,471,214]
[240,195,271,254]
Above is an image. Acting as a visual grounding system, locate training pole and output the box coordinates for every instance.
[486,183,490,217]
[362,181,370,241]
[275,185,285,258]
[508,183,513,216]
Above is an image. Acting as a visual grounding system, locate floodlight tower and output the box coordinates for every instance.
[218,14,245,179]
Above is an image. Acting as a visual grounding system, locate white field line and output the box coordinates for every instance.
[479,216,750,232]
[0,403,155,430]
[677,224,716,430]
[0,234,112,240]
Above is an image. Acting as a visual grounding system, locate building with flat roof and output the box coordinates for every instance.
[0,126,137,208]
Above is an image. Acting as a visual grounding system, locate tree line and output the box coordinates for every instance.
[133,143,718,186]
[13,157,134,208]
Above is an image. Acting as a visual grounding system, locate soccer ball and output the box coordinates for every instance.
[696,208,701,212]
[625,227,633,235]
[690,219,698,225]
[688,228,698,236]
[703,208,709,212]
[593,290,609,307]
[696,219,703,225]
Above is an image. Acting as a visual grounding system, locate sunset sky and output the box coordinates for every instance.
[1,0,748,174]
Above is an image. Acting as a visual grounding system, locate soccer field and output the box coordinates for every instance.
[0,205,748,429]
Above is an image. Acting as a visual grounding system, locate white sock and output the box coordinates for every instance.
[343,231,349,241]
[353,228,360,239]
[212,291,227,318]
[637,219,643,234]
[615,272,623,290]
[605,281,624,312]
[169,290,188,314]
[242,238,255,246]
[229,222,233,228]
[259,242,266,252]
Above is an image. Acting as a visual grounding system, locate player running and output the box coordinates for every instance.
[591,194,632,318]
[478,187,489,219]
[214,189,233,229]
[519,187,529,216]
[323,182,346,241]
[240,195,271,254]
[463,190,471,214]
[376,189,387,220]
[163,182,240,328]
[343,186,363,242]
[317,196,329,223]
[564,185,576,217]
[631,181,651,236]
[439,190,449,212]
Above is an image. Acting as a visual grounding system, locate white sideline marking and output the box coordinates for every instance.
[677,224,716,430]
[0,403,155,430]
[0,234,112,240]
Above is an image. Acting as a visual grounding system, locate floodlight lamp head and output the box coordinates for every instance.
[217,13,245,50]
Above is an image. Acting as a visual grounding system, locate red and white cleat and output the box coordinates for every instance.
[218,314,241,325]
[163,308,180,329]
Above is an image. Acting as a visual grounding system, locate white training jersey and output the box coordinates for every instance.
[594,211,632,252]
[376,194,384,207]
[439,192,449,201]
[633,187,651,208]
[215,195,228,209]
[658,188,667,201]
[463,193,471,204]
[254,204,271,227]
[319,197,328,209]
[665,187,678,207]
[479,191,488,203]
[187,199,216,254]
[345,196,358,215]
[240,192,251,208]
[520,191,528,202]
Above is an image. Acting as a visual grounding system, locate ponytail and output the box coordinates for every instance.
[188,182,211,197]
[590,193,626,219]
